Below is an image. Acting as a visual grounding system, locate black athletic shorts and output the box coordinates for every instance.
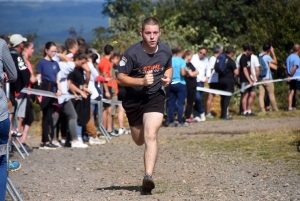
[118,86,126,101]
[103,87,113,108]
[122,88,165,126]
[209,83,220,90]
[289,80,300,90]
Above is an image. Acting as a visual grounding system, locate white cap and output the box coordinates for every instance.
[10,34,27,47]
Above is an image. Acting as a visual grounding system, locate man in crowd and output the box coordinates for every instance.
[286,44,300,111]
[205,44,223,118]
[191,47,209,122]
[258,43,278,112]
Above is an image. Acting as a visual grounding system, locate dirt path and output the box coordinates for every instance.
[7,117,300,201]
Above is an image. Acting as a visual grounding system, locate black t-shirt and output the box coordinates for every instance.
[218,57,236,84]
[184,62,197,88]
[239,54,251,83]
[117,41,172,95]
[67,67,84,93]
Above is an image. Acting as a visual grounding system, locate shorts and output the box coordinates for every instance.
[240,82,255,93]
[16,98,27,118]
[103,87,113,108]
[122,89,165,126]
[289,80,300,90]
[117,86,126,101]
[209,83,220,90]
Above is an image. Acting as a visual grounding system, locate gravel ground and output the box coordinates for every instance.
[6,117,300,201]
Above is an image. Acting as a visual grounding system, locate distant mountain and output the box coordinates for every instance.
[0,1,108,47]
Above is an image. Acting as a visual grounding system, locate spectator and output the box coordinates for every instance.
[258,43,278,112]
[218,46,239,120]
[206,44,223,118]
[36,42,62,149]
[190,47,209,122]
[286,44,300,111]
[98,45,115,135]
[168,46,187,127]
[239,43,257,116]
[65,38,79,60]
[183,50,199,123]
[0,38,17,200]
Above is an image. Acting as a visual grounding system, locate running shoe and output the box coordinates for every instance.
[39,143,59,150]
[52,141,62,148]
[71,140,88,148]
[206,113,214,119]
[89,136,106,145]
[142,174,155,195]
[22,143,33,153]
[9,161,21,172]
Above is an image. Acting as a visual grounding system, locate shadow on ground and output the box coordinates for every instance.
[96,185,140,192]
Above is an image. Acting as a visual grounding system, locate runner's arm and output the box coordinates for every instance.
[117,73,147,86]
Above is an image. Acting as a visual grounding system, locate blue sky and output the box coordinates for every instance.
[0,0,108,46]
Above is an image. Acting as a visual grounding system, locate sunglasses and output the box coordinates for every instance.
[199,52,206,56]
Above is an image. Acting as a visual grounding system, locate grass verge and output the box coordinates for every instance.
[187,129,300,171]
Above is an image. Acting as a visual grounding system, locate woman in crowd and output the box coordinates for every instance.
[36,42,62,149]
[183,50,199,123]
[168,46,188,127]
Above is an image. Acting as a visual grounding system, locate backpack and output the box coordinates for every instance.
[214,54,228,75]
[258,54,267,78]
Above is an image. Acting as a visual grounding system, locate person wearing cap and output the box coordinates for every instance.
[9,34,31,140]
[205,44,223,119]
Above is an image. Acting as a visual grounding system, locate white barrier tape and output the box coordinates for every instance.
[21,88,122,105]
[0,144,7,156]
[197,76,300,96]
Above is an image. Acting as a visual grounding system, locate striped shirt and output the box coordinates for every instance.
[0,39,17,121]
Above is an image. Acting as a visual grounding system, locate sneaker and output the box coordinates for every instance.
[206,113,214,119]
[168,122,176,127]
[89,136,106,145]
[221,115,233,120]
[78,137,83,143]
[142,174,155,194]
[178,122,189,127]
[246,112,257,117]
[187,118,194,124]
[108,131,121,137]
[52,141,62,148]
[9,161,21,172]
[22,143,33,153]
[11,131,22,137]
[193,116,201,122]
[118,128,126,135]
[200,113,206,121]
[39,143,59,150]
[71,140,88,148]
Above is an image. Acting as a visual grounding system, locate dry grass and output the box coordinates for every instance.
[186,129,300,171]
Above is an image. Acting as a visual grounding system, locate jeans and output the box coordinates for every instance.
[168,83,187,124]
[0,118,10,200]
[194,82,204,117]
[77,126,82,138]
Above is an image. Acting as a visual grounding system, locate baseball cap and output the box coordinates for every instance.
[10,34,27,47]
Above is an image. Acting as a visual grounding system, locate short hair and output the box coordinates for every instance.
[225,46,235,54]
[142,17,160,31]
[0,35,10,45]
[213,44,223,53]
[199,47,208,53]
[57,45,66,54]
[78,43,89,55]
[183,50,193,59]
[104,44,114,55]
[263,43,271,51]
[250,45,256,53]
[65,38,77,50]
[90,53,99,64]
[176,45,185,54]
[73,53,88,61]
[242,43,250,51]
[77,37,86,46]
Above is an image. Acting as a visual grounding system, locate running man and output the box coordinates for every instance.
[117,17,172,194]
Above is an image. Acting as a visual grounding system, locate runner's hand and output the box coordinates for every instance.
[144,71,154,86]
[161,75,171,87]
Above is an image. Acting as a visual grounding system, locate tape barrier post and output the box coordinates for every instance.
[5,143,24,201]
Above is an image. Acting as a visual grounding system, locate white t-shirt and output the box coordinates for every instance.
[250,54,260,82]
[190,54,209,82]
[57,61,75,104]
[207,56,218,83]
[86,62,100,100]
